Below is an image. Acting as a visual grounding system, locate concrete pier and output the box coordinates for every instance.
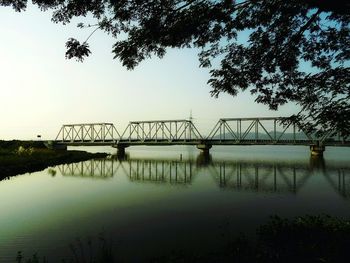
[114,144,129,158]
[310,144,325,156]
[196,144,212,154]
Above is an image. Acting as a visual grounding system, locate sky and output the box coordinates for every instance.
[0,4,299,140]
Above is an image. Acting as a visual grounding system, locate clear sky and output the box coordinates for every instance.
[0,4,299,140]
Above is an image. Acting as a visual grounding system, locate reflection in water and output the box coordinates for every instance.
[56,156,350,198]
[323,169,350,199]
[309,156,326,170]
[58,159,115,178]
[210,163,311,194]
[196,152,212,167]
[2,151,350,262]
[128,160,194,185]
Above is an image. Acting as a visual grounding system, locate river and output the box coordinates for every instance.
[0,145,349,262]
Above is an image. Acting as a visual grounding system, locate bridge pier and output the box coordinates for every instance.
[114,144,129,158]
[310,144,325,157]
[196,144,212,154]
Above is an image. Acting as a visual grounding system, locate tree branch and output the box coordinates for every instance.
[84,26,100,43]
[293,8,322,41]
[83,17,114,43]
[233,0,253,10]
[174,0,203,11]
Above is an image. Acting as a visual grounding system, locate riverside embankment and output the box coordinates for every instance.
[0,140,107,179]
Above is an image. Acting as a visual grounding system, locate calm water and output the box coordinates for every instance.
[0,146,350,262]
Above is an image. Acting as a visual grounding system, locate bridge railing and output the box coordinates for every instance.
[120,120,203,142]
[55,123,121,142]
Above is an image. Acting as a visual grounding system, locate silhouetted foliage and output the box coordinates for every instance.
[1,0,349,137]
[65,38,91,62]
[16,251,48,263]
[154,215,350,262]
[14,215,350,262]
[256,215,350,263]
[16,235,114,262]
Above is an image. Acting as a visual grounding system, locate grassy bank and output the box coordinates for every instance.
[0,140,107,180]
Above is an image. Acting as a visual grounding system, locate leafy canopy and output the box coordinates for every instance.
[1,0,349,138]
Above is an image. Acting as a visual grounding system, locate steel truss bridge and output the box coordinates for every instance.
[56,158,350,198]
[53,118,350,155]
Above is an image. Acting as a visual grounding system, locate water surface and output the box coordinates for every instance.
[0,146,349,262]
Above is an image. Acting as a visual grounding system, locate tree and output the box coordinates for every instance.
[2,0,349,138]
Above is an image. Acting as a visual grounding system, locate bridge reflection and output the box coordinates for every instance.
[56,156,350,198]
[210,163,310,194]
[128,160,195,185]
[58,159,117,178]
[323,169,350,199]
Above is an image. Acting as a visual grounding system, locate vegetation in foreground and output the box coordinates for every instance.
[16,215,350,263]
[0,140,107,180]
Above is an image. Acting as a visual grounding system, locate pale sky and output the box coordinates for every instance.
[0,4,299,140]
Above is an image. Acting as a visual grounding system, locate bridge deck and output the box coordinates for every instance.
[57,139,349,147]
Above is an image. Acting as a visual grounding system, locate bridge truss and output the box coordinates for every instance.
[55,123,120,143]
[120,120,202,142]
[53,118,349,151]
[206,117,346,145]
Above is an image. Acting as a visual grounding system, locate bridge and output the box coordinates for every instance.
[52,117,350,156]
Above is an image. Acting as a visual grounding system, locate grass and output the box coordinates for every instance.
[0,140,107,180]
[14,215,350,263]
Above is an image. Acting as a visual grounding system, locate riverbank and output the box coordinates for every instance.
[0,140,107,180]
